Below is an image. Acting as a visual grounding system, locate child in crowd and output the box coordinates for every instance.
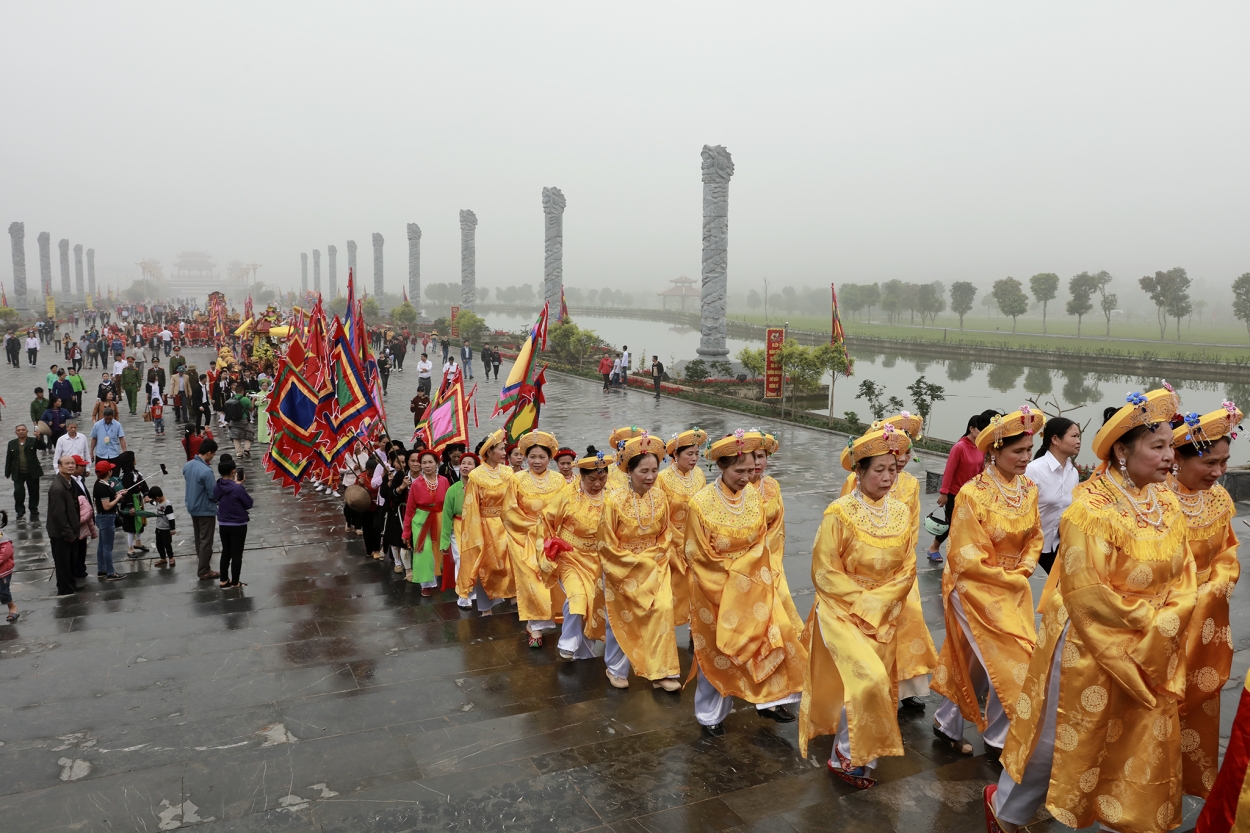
[149,486,176,567]
[0,513,16,622]
[151,396,166,437]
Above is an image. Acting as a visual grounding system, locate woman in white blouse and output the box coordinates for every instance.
[1023,417,1081,574]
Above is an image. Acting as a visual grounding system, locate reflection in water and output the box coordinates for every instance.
[1061,370,1102,407]
[882,353,897,369]
[1023,366,1052,396]
[946,360,973,382]
[914,359,931,373]
[1226,383,1250,407]
[987,364,1024,393]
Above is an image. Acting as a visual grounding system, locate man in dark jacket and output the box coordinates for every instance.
[192,373,210,430]
[6,424,44,520]
[45,455,81,595]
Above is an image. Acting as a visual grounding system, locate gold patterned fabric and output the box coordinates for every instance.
[458,463,516,600]
[758,475,805,634]
[595,486,680,679]
[1001,472,1197,832]
[684,480,807,703]
[539,485,608,629]
[799,492,918,764]
[656,463,706,626]
[839,470,939,685]
[605,467,629,499]
[932,470,1042,730]
[503,470,570,622]
[1170,478,1239,798]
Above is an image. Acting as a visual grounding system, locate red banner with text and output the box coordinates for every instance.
[764,327,784,398]
[450,305,460,339]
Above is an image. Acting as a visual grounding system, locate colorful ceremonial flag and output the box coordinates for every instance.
[418,378,471,452]
[344,268,358,353]
[831,282,846,345]
[302,296,329,386]
[504,368,547,443]
[244,295,254,323]
[1,283,7,308]
[764,328,784,399]
[559,285,568,323]
[402,286,408,304]
[494,302,549,418]
[264,431,314,493]
[268,363,322,447]
[322,317,379,436]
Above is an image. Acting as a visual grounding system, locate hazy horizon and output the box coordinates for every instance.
[3,3,1248,299]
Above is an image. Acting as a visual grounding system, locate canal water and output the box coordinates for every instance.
[486,311,1250,467]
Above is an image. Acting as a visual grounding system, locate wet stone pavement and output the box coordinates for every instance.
[0,345,1244,831]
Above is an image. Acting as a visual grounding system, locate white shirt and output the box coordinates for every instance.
[160,329,172,342]
[54,432,90,462]
[113,360,127,377]
[1024,451,1080,553]
[417,359,432,378]
[620,350,631,370]
[25,337,38,350]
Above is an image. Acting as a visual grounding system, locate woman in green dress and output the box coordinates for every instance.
[402,448,449,597]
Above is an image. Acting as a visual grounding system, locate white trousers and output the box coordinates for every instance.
[693,666,800,726]
[451,535,476,606]
[834,708,878,771]
[995,625,1067,826]
[527,618,557,635]
[898,674,931,701]
[557,590,597,660]
[933,590,1009,750]
[603,615,631,678]
[472,579,502,612]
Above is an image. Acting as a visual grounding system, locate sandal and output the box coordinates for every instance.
[5,612,18,623]
[154,559,167,567]
[983,784,1005,833]
[168,559,175,566]
[219,581,231,589]
[229,581,247,588]
[932,721,974,756]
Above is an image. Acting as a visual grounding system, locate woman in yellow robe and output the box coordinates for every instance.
[1169,405,1241,799]
[685,431,808,736]
[932,407,1044,758]
[800,424,918,789]
[748,432,805,635]
[503,430,570,648]
[597,434,682,691]
[457,429,514,614]
[541,447,612,661]
[657,428,708,628]
[605,426,641,497]
[989,388,1197,833]
[839,413,940,711]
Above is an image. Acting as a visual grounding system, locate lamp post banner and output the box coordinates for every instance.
[764,327,784,399]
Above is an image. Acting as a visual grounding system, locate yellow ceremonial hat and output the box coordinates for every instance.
[518,431,559,456]
[480,428,507,455]
[609,426,644,447]
[665,428,708,458]
[1092,387,1181,461]
[577,450,615,470]
[874,411,923,440]
[1173,402,1243,450]
[706,430,763,461]
[975,407,1046,453]
[617,434,666,468]
[742,429,778,455]
[840,424,912,471]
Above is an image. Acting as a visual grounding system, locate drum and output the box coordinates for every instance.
[342,484,372,512]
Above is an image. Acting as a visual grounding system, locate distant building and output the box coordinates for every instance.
[168,251,219,295]
[658,275,700,311]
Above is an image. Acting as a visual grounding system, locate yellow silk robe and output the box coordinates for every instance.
[606,467,629,498]
[657,464,706,626]
[1002,474,1197,832]
[503,471,569,622]
[458,463,516,601]
[685,481,807,703]
[539,485,607,629]
[758,475,806,634]
[932,470,1042,730]
[1170,479,1239,798]
[799,492,918,763]
[840,470,939,687]
[596,487,680,680]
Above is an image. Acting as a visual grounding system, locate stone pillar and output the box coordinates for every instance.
[38,232,51,297]
[8,222,26,309]
[312,249,321,293]
[696,144,733,357]
[371,233,384,298]
[87,248,95,297]
[300,253,308,294]
[459,210,477,311]
[406,223,421,310]
[58,238,71,296]
[73,244,84,300]
[542,188,565,312]
[327,245,338,298]
[346,240,357,292]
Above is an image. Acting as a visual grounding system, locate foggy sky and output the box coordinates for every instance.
[2,2,1248,298]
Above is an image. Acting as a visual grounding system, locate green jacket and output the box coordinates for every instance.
[440,480,466,550]
[120,367,141,392]
[169,355,186,377]
[29,397,49,424]
[68,373,85,393]
[6,437,43,479]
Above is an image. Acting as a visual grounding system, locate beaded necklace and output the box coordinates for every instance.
[1166,480,1207,519]
[713,477,746,516]
[632,488,657,531]
[1107,470,1166,530]
[670,465,698,490]
[851,487,893,530]
[986,466,1025,510]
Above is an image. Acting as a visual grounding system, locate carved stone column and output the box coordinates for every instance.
[371,233,384,298]
[73,244,84,300]
[327,245,338,298]
[312,249,321,293]
[58,238,71,296]
[87,248,95,298]
[301,253,308,294]
[696,145,733,357]
[406,223,421,310]
[346,240,357,291]
[7,222,26,309]
[542,188,565,312]
[38,232,51,297]
[459,210,477,311]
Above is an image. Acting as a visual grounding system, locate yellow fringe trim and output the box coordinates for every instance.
[1063,487,1187,563]
[829,500,913,549]
[964,475,1040,534]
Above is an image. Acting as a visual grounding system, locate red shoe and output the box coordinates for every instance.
[528,632,543,649]
[829,747,876,790]
[420,587,433,596]
[983,784,1004,833]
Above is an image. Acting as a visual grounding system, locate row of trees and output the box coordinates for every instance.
[833,281,946,326]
